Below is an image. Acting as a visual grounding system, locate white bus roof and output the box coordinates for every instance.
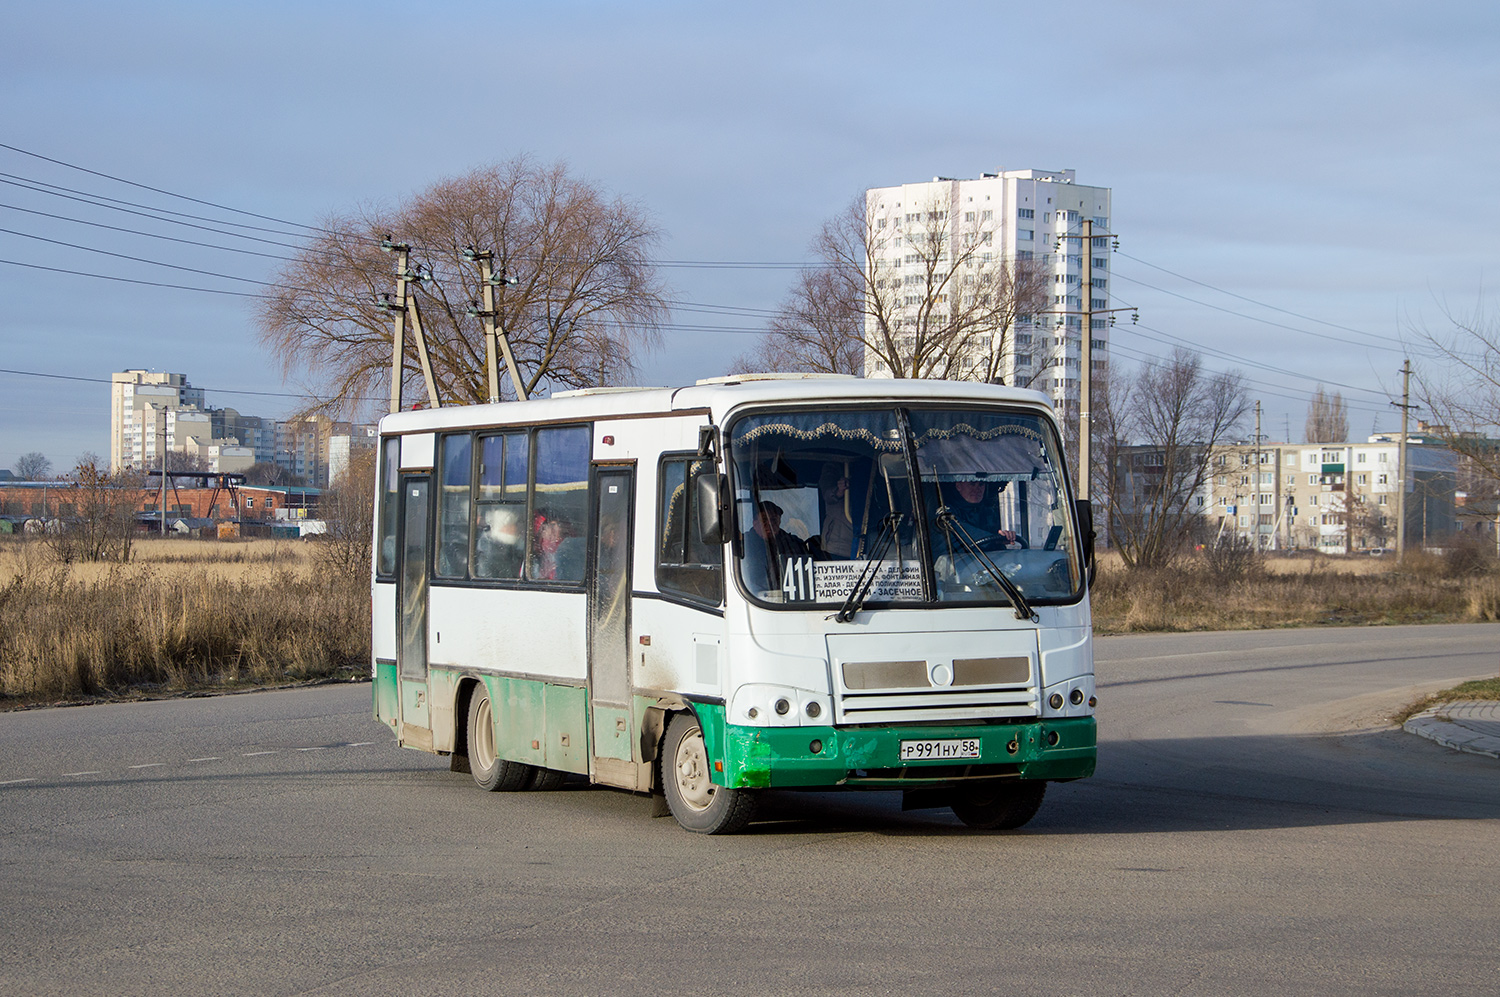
[378,378,1057,435]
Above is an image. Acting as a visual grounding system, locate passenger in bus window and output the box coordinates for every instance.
[475,505,525,578]
[818,464,856,558]
[742,500,807,592]
[533,511,585,581]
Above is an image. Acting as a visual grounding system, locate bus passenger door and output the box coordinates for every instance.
[588,467,635,780]
[397,474,431,735]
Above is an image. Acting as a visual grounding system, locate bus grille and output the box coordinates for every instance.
[835,687,1038,725]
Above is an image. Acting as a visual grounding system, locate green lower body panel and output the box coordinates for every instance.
[709,714,1096,790]
[373,661,398,727]
[478,672,591,775]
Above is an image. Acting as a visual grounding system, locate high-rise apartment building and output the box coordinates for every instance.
[110,370,207,473]
[863,169,1112,412]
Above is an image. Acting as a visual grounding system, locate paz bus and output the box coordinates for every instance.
[372,374,1096,833]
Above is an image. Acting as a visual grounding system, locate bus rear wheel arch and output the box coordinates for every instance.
[659,712,757,834]
[465,683,535,792]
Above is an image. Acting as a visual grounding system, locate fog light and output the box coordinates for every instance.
[1070,688,1084,706]
[805,701,821,719]
[1048,693,1064,710]
[774,698,790,716]
[1046,731,1060,746]
[809,739,823,754]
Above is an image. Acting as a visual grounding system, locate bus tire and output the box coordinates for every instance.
[951,780,1046,830]
[527,767,566,791]
[466,685,533,792]
[661,713,757,834]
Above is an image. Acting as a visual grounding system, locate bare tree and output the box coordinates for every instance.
[243,462,305,488]
[313,446,375,581]
[1305,384,1348,443]
[259,158,670,413]
[731,266,864,375]
[1105,348,1251,569]
[13,452,50,480]
[1417,306,1500,487]
[742,195,1049,381]
[47,453,141,563]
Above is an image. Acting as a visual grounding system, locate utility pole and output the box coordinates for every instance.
[380,239,410,416]
[1394,359,1413,560]
[1079,219,1093,502]
[158,406,168,536]
[1044,221,1129,500]
[464,248,529,403]
[378,239,441,411]
[1254,400,1262,549]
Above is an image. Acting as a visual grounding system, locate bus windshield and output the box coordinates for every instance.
[728,406,1081,609]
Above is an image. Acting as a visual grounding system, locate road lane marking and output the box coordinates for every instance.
[296,746,326,752]
[63,771,102,777]
[347,742,373,747]
[242,751,277,757]
[129,763,165,770]
[0,778,36,785]
[187,757,220,762]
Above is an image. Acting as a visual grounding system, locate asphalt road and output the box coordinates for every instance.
[3,623,1498,996]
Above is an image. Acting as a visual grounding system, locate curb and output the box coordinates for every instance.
[1403,701,1500,760]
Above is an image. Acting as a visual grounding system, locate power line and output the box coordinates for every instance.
[1109,268,1406,352]
[1115,250,1403,344]
[0,141,324,234]
[1117,321,1392,402]
[0,175,322,249]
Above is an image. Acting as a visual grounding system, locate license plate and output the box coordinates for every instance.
[900,738,981,761]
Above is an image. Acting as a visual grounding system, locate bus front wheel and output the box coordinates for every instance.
[661,713,757,834]
[951,780,1046,830]
[466,686,534,792]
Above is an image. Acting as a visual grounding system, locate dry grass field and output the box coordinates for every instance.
[0,536,368,705]
[1090,550,1500,633]
[3,534,1496,706]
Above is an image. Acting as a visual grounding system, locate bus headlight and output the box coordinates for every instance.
[730,685,831,727]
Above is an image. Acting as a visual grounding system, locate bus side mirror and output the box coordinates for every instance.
[1075,498,1097,585]
[695,471,729,546]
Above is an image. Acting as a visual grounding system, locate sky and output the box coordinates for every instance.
[3,0,1499,472]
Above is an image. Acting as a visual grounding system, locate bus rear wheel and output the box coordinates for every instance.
[466,686,534,792]
[661,713,757,834]
[951,780,1046,830]
[527,767,566,791]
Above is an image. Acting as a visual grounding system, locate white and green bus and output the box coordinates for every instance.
[372,375,1096,833]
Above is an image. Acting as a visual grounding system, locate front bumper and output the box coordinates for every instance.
[713,714,1096,789]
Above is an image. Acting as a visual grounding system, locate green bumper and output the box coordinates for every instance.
[697,705,1095,790]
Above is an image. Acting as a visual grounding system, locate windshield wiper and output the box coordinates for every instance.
[933,507,1037,622]
[832,512,902,623]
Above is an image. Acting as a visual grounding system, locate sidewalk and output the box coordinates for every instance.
[1404,701,1500,759]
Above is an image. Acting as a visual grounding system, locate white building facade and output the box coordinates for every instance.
[1206,434,1458,552]
[863,169,1112,412]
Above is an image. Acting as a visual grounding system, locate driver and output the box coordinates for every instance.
[742,499,809,591]
[947,479,1024,548]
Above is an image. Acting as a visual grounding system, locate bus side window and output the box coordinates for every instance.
[377,436,401,576]
[657,456,723,605]
[435,433,473,578]
[473,433,526,580]
[528,426,590,584]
